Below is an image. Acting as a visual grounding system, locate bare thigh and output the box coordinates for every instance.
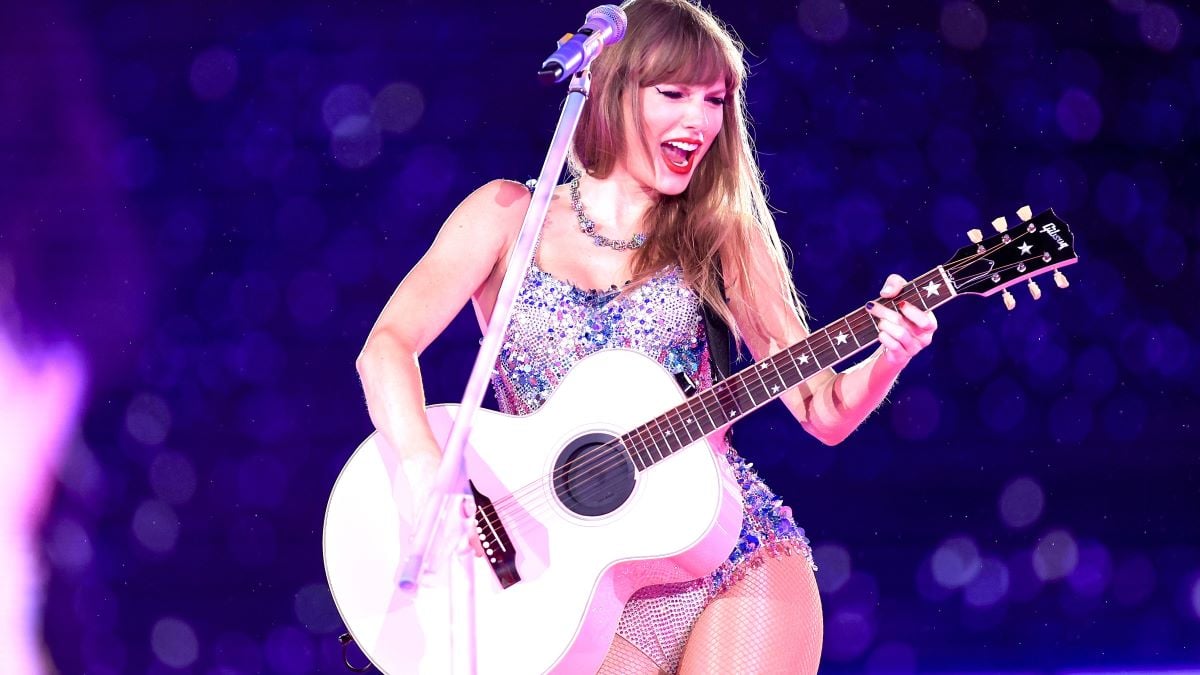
[678,554,823,675]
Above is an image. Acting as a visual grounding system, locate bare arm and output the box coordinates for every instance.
[355,179,531,491]
[727,244,937,446]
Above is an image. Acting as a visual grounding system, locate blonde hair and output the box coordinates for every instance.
[570,0,808,346]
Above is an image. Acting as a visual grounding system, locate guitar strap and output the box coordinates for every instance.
[701,261,733,385]
[700,262,736,447]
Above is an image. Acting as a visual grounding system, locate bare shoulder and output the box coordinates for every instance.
[450,179,532,227]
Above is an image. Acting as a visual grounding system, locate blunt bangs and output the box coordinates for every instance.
[632,7,742,91]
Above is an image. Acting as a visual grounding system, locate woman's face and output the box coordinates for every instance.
[619,77,727,196]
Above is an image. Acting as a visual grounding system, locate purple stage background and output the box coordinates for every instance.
[3,0,1198,672]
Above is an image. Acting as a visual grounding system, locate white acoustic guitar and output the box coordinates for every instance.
[323,208,1078,674]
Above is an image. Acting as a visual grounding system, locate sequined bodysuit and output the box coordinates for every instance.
[489,252,815,673]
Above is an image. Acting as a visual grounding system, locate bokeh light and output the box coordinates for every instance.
[1055,88,1103,142]
[1033,530,1079,581]
[824,609,875,661]
[797,0,850,43]
[331,115,383,169]
[149,450,197,505]
[998,476,1044,530]
[1067,540,1113,598]
[1139,3,1183,52]
[294,583,342,634]
[151,617,199,669]
[374,81,426,134]
[931,536,982,589]
[132,500,180,554]
[939,1,988,50]
[321,84,373,133]
[46,517,93,573]
[813,542,853,593]
[125,391,172,444]
[963,556,1010,607]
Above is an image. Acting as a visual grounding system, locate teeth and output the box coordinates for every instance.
[665,140,699,152]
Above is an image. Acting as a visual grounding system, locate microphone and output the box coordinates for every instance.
[538,5,628,85]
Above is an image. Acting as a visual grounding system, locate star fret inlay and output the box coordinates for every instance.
[923,280,942,297]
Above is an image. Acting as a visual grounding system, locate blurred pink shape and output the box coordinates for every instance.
[0,333,85,674]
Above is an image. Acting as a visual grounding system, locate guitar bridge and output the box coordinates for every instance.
[470,481,521,588]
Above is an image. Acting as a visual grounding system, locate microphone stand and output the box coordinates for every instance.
[397,69,594,675]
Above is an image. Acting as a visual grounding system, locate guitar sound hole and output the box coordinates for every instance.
[552,432,636,517]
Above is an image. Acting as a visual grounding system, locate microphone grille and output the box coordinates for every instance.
[587,5,629,43]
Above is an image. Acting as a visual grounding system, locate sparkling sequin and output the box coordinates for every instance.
[491,260,711,414]
[490,253,813,674]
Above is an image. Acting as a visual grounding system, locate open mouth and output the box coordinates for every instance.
[660,139,700,174]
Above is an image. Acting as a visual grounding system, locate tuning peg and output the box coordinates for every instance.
[967,229,983,243]
[1002,289,1016,310]
[991,216,1008,232]
[1016,205,1033,222]
[1054,270,1069,288]
[1028,279,1042,300]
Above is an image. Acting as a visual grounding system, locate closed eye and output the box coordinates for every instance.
[654,86,684,99]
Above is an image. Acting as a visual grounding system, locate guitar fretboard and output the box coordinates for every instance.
[621,267,956,471]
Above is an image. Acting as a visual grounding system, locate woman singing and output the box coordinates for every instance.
[356,0,938,672]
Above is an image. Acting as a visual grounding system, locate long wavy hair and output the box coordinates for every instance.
[570,0,808,347]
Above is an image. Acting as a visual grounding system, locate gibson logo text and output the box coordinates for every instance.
[1040,223,1070,251]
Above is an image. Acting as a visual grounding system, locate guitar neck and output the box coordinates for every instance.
[622,266,957,471]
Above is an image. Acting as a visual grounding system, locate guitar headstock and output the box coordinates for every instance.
[942,206,1078,308]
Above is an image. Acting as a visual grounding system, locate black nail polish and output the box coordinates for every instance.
[865,301,875,310]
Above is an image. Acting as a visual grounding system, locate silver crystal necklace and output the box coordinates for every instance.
[570,177,646,251]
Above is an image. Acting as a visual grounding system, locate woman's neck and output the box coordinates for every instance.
[575,171,658,237]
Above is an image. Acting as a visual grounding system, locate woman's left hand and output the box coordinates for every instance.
[867,273,938,366]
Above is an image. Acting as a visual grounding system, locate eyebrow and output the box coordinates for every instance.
[671,83,728,95]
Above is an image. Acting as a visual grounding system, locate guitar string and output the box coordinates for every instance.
[473,251,1042,536]
[472,247,1048,536]
[482,225,1049,510]
[469,237,1057,537]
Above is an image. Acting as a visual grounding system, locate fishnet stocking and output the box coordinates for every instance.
[678,553,823,675]
[597,634,667,675]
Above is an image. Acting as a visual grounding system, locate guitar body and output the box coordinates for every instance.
[323,349,744,674]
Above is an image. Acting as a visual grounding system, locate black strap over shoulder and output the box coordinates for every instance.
[701,261,733,384]
[700,261,735,447]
